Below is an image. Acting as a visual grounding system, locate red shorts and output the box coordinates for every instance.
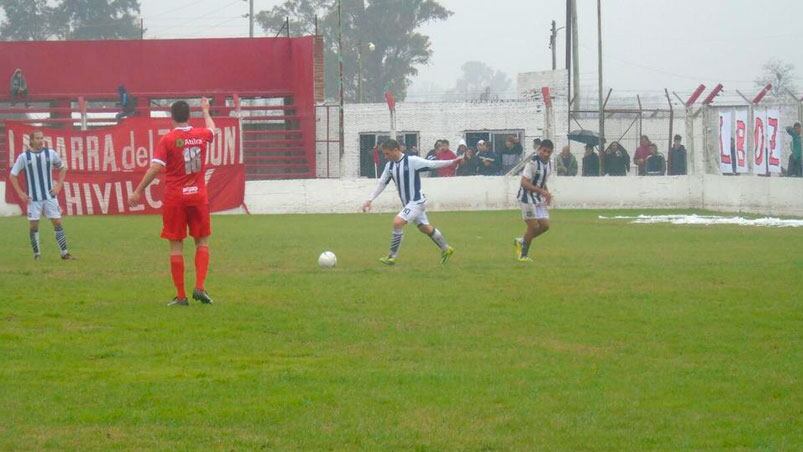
[161,204,212,240]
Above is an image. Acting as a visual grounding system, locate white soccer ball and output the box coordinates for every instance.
[318,251,337,268]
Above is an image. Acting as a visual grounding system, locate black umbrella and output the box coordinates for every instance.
[568,129,600,147]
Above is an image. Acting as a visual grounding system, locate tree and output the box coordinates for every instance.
[255,0,452,102]
[754,58,797,98]
[0,0,141,41]
[0,0,57,40]
[54,0,141,40]
[446,61,512,102]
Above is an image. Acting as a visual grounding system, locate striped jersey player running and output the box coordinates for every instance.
[8,130,75,260]
[362,139,463,265]
[514,139,554,262]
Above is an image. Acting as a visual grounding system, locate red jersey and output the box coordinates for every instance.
[153,126,214,206]
[435,148,458,177]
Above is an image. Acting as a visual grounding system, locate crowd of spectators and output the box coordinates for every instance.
[403,134,530,177]
[374,127,803,178]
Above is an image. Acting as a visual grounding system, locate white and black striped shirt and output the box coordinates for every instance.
[369,155,459,205]
[10,149,64,202]
[517,156,551,204]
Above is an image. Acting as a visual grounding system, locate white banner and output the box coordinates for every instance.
[718,111,733,174]
[753,110,768,175]
[734,109,749,173]
[766,108,782,174]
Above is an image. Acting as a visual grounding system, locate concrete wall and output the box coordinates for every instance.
[6,175,797,218]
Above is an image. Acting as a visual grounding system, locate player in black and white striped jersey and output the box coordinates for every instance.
[8,130,75,260]
[362,139,463,265]
[514,139,554,262]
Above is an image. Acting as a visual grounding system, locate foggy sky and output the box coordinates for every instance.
[140,0,803,98]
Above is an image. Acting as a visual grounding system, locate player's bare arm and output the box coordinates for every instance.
[520,176,546,196]
[8,173,30,203]
[521,177,552,204]
[201,97,215,131]
[128,162,163,207]
[50,165,67,196]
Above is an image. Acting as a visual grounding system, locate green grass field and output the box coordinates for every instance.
[0,209,801,450]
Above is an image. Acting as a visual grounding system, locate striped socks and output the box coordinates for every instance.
[389,228,404,258]
[54,225,68,256]
[521,240,531,257]
[428,228,448,251]
[29,229,40,256]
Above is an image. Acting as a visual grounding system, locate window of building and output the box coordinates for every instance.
[464,129,525,153]
[359,132,419,178]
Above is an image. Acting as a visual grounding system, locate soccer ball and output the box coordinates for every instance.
[318,251,337,268]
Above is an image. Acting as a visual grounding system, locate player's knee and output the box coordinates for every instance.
[29,226,39,233]
[392,218,406,229]
[540,222,550,232]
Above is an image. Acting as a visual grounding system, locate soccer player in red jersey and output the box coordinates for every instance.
[128,98,216,306]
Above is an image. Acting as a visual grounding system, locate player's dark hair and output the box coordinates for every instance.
[540,139,554,150]
[795,122,801,128]
[674,134,682,141]
[171,101,191,123]
[382,139,401,151]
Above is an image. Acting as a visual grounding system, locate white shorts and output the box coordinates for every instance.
[521,202,549,220]
[28,198,62,221]
[397,201,430,226]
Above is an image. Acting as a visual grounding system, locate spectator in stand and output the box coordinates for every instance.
[434,139,458,177]
[455,139,468,157]
[667,134,687,175]
[581,144,600,176]
[456,146,480,176]
[500,135,524,174]
[427,140,441,159]
[556,145,578,176]
[603,141,630,176]
[9,68,29,107]
[115,85,137,121]
[423,140,442,177]
[645,143,666,176]
[786,123,802,177]
[477,140,500,175]
[633,135,652,175]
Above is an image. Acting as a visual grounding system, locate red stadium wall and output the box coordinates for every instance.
[0,37,318,179]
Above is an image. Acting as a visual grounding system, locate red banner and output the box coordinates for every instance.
[5,117,244,215]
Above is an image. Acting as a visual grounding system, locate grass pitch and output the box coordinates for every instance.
[0,209,801,449]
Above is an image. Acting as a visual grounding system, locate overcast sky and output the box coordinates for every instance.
[140,0,803,99]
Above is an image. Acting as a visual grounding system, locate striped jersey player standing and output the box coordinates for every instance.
[8,130,75,260]
[128,98,216,306]
[514,139,554,262]
[361,139,463,265]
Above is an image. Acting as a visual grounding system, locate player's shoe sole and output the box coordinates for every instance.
[379,256,396,266]
[440,246,454,264]
[168,297,189,306]
[517,256,533,263]
[192,289,214,304]
[61,253,76,260]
